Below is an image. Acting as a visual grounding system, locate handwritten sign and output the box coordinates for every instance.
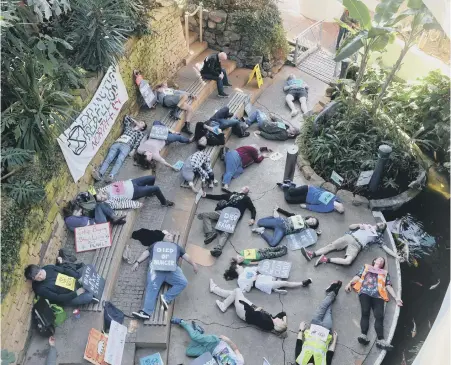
[276,121,286,129]
[55,273,76,291]
[140,353,164,365]
[331,170,344,186]
[173,160,184,171]
[105,320,127,365]
[310,324,329,341]
[286,228,318,251]
[247,64,264,88]
[318,191,335,205]
[257,260,291,279]
[139,80,157,108]
[190,353,217,365]
[75,222,112,253]
[152,242,177,271]
[149,125,169,140]
[80,264,106,299]
[356,170,374,187]
[243,249,257,260]
[58,66,129,182]
[84,328,109,365]
[215,207,241,233]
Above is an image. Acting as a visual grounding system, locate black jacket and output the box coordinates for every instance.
[200,54,222,78]
[194,122,225,146]
[205,190,256,220]
[32,265,81,305]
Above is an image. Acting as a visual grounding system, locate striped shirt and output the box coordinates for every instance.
[190,151,213,181]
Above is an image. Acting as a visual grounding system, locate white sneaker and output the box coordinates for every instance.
[251,227,265,235]
[209,278,217,293]
[216,300,227,312]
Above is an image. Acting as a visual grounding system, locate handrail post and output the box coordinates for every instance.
[319,22,323,48]
[294,38,299,65]
[185,12,189,52]
[199,2,203,43]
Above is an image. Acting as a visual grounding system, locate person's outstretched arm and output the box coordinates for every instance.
[182,253,198,273]
[219,335,244,362]
[131,249,150,271]
[276,207,295,217]
[45,337,57,365]
[326,331,338,365]
[345,274,361,292]
[386,283,403,306]
[295,321,306,359]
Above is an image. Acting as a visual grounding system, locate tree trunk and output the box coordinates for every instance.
[352,45,370,100]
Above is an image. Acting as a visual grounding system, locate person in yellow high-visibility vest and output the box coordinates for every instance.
[295,281,341,364]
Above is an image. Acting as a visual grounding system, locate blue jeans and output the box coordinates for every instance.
[143,265,188,314]
[99,142,131,177]
[67,291,94,306]
[166,133,190,144]
[181,320,220,357]
[210,118,240,130]
[336,27,348,50]
[311,292,336,330]
[223,150,244,185]
[94,202,115,223]
[131,175,167,204]
[201,68,229,94]
[247,110,268,127]
[257,216,287,247]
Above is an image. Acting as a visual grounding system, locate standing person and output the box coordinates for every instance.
[301,222,390,267]
[222,145,270,189]
[24,264,98,306]
[209,284,288,336]
[131,237,198,319]
[345,257,403,350]
[170,318,245,364]
[200,52,232,98]
[336,10,357,50]
[92,116,147,183]
[252,206,320,247]
[235,245,288,265]
[95,175,174,208]
[155,81,196,134]
[194,121,225,150]
[295,282,342,365]
[283,74,310,117]
[198,186,256,257]
[181,151,217,192]
[278,182,345,213]
[246,108,300,141]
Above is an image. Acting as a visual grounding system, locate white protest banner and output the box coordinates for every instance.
[105,320,127,365]
[58,66,129,182]
[75,222,112,253]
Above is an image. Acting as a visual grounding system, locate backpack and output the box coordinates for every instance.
[75,192,97,216]
[103,301,125,332]
[32,298,56,337]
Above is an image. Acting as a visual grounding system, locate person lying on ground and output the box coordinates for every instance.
[221,144,271,189]
[62,200,126,232]
[181,151,217,192]
[252,206,320,247]
[345,256,403,350]
[95,175,174,209]
[235,245,288,265]
[24,264,98,306]
[135,121,193,171]
[198,186,256,257]
[295,281,342,365]
[92,116,147,183]
[284,74,310,117]
[245,107,300,141]
[131,228,175,247]
[194,121,225,150]
[222,261,312,294]
[301,222,393,267]
[133,70,157,109]
[278,181,345,213]
[169,318,245,364]
[131,236,198,320]
[199,52,232,98]
[207,106,245,133]
[209,283,288,336]
[155,81,196,135]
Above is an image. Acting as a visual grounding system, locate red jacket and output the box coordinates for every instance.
[236,146,264,167]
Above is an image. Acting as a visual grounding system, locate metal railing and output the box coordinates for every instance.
[289,20,324,65]
[185,2,203,53]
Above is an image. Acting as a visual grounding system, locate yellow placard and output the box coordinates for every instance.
[247,64,264,88]
[55,273,76,291]
[243,249,257,260]
[87,185,97,195]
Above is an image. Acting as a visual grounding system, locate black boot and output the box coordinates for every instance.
[181,122,193,135]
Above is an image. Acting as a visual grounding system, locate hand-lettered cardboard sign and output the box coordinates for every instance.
[215,207,241,233]
[286,228,318,251]
[84,328,109,365]
[104,320,127,365]
[149,125,169,140]
[257,260,292,279]
[139,353,164,365]
[331,170,344,186]
[55,273,76,291]
[152,242,178,271]
[190,352,217,365]
[318,191,335,205]
[75,223,112,253]
[80,264,106,299]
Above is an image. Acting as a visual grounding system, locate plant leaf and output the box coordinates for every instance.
[343,0,372,30]
[371,34,390,51]
[334,32,367,61]
[374,0,405,25]
[408,0,423,9]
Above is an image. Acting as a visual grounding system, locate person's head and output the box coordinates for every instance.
[304,216,319,229]
[134,152,157,170]
[218,52,227,61]
[240,186,250,195]
[95,191,109,202]
[372,257,386,269]
[287,74,296,81]
[24,264,46,281]
[133,120,147,131]
[62,201,82,218]
[287,126,300,138]
[235,254,245,264]
[223,259,239,280]
[272,317,288,334]
[333,201,344,213]
[376,222,387,233]
[155,82,168,91]
[164,232,175,242]
[197,136,208,149]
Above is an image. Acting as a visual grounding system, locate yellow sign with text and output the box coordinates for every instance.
[55,273,76,291]
[247,64,264,88]
[243,249,257,260]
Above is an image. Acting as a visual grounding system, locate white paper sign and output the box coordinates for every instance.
[105,320,127,365]
[58,66,129,182]
[331,170,344,186]
[310,324,329,341]
[270,152,283,161]
[75,222,112,252]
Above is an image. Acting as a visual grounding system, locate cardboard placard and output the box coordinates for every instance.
[173,160,184,171]
[75,223,112,253]
[139,80,157,108]
[105,320,127,365]
[286,228,318,251]
[140,353,164,365]
[80,264,106,299]
[215,207,241,233]
[55,273,76,291]
[243,249,257,260]
[247,64,264,88]
[276,121,286,129]
[257,260,292,279]
[84,328,109,365]
[331,170,344,186]
[356,170,374,187]
[190,352,217,365]
[318,191,335,205]
[152,242,178,271]
[149,125,169,140]
[289,215,305,230]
